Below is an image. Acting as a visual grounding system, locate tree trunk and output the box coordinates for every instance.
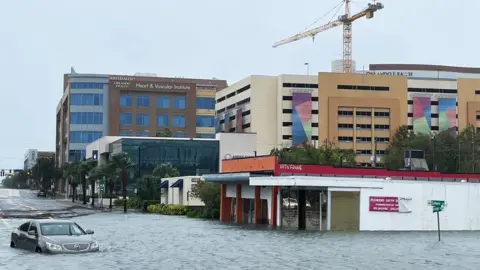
[122,168,127,213]
[71,184,75,202]
[82,174,87,205]
[108,179,113,209]
[90,180,95,207]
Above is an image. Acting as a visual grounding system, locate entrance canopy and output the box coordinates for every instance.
[249,175,384,189]
[203,172,271,184]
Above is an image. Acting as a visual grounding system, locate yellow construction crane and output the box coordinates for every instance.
[272,0,384,73]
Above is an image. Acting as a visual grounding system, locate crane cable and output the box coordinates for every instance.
[298,0,345,33]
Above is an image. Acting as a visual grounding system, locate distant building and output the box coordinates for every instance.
[24,149,55,170]
[55,69,228,166]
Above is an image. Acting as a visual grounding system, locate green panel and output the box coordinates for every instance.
[413,118,431,134]
[438,112,450,131]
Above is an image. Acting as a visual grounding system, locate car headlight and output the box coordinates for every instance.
[46,242,62,251]
[90,241,99,249]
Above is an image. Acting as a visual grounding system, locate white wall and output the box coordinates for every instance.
[217,133,257,172]
[360,180,480,231]
[161,176,204,206]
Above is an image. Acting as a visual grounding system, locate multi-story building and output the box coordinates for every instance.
[24,149,55,170]
[215,64,480,166]
[56,70,227,166]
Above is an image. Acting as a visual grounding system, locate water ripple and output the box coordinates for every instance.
[1,213,480,269]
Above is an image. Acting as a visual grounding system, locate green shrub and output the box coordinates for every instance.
[186,208,220,219]
[114,197,141,208]
[147,204,188,215]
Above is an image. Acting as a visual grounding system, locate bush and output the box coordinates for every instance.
[186,208,220,219]
[147,204,188,215]
[114,197,141,208]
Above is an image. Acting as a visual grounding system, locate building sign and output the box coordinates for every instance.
[278,164,304,171]
[369,196,412,213]
[365,71,413,77]
[109,75,193,92]
[224,153,255,160]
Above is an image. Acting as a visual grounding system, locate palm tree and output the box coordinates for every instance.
[109,152,135,212]
[96,164,116,209]
[78,159,98,205]
[88,165,105,207]
[152,163,180,178]
[62,162,80,202]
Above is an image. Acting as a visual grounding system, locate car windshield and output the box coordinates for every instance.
[40,223,86,236]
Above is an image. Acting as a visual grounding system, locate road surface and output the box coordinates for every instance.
[0,188,96,218]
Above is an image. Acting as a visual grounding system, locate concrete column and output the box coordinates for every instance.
[235,184,243,224]
[298,189,306,230]
[270,186,278,227]
[253,186,261,224]
[327,190,332,231]
[220,184,231,222]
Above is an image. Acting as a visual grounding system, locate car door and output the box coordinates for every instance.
[14,222,31,249]
[24,222,39,251]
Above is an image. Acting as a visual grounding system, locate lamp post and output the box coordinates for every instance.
[430,132,437,171]
[83,175,89,205]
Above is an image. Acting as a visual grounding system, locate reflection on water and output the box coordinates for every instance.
[1,213,480,270]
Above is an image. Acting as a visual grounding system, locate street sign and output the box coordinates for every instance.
[428,200,446,213]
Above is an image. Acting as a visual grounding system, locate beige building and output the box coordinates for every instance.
[216,64,480,167]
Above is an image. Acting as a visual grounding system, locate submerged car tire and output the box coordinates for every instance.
[35,246,42,253]
[10,241,15,248]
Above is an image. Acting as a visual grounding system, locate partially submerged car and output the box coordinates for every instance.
[10,219,99,253]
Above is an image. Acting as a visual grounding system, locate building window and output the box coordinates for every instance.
[119,130,132,136]
[172,115,186,127]
[376,137,390,143]
[156,114,168,126]
[356,111,371,117]
[156,96,169,108]
[338,123,353,129]
[196,115,214,127]
[136,113,150,126]
[196,97,215,109]
[120,94,132,107]
[356,150,372,155]
[70,83,104,89]
[374,124,390,130]
[136,131,149,137]
[338,136,354,142]
[356,124,371,129]
[173,131,186,138]
[69,131,102,143]
[357,137,372,143]
[136,95,150,107]
[374,111,390,117]
[196,133,215,138]
[70,112,103,125]
[173,96,186,109]
[70,94,103,106]
[338,111,353,116]
[119,113,133,125]
[68,150,86,162]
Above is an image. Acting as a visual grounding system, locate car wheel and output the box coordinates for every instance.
[10,241,15,248]
[35,246,42,253]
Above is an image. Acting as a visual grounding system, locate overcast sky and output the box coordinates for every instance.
[0,0,476,169]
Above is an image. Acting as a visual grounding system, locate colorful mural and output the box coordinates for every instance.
[292,92,312,145]
[412,96,431,134]
[438,98,456,134]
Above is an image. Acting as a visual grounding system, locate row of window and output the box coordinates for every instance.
[70,83,104,89]
[408,88,456,94]
[338,124,390,130]
[338,136,390,143]
[70,94,103,106]
[69,131,103,143]
[216,85,250,103]
[338,110,390,117]
[68,150,86,162]
[407,100,459,106]
[120,113,186,127]
[70,112,103,125]
[118,130,215,139]
[356,150,387,155]
[119,95,217,109]
[338,85,390,91]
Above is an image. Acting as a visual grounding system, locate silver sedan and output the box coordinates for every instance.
[10,219,99,253]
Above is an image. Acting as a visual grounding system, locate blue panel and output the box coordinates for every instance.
[224,112,230,131]
[214,116,220,132]
[158,180,169,190]
[196,115,215,127]
[196,97,215,109]
[423,106,432,129]
[173,115,186,127]
[292,110,307,145]
[170,179,183,188]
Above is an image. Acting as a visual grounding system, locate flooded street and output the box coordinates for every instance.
[1,213,480,270]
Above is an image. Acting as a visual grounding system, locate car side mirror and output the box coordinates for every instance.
[27,230,36,236]
[86,229,94,235]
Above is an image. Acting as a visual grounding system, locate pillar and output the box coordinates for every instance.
[235,184,243,224]
[298,190,306,230]
[253,186,261,224]
[220,184,231,222]
[270,186,278,227]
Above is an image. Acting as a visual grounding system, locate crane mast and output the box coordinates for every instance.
[272,0,384,73]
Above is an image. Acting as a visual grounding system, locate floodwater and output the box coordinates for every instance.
[1,213,480,270]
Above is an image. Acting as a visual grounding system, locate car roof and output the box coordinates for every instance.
[31,219,74,224]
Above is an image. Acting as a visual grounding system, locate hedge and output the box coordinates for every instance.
[186,208,220,219]
[147,204,188,215]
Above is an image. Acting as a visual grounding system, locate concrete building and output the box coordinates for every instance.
[24,149,55,171]
[159,176,205,206]
[215,64,480,166]
[205,155,480,231]
[55,69,227,166]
